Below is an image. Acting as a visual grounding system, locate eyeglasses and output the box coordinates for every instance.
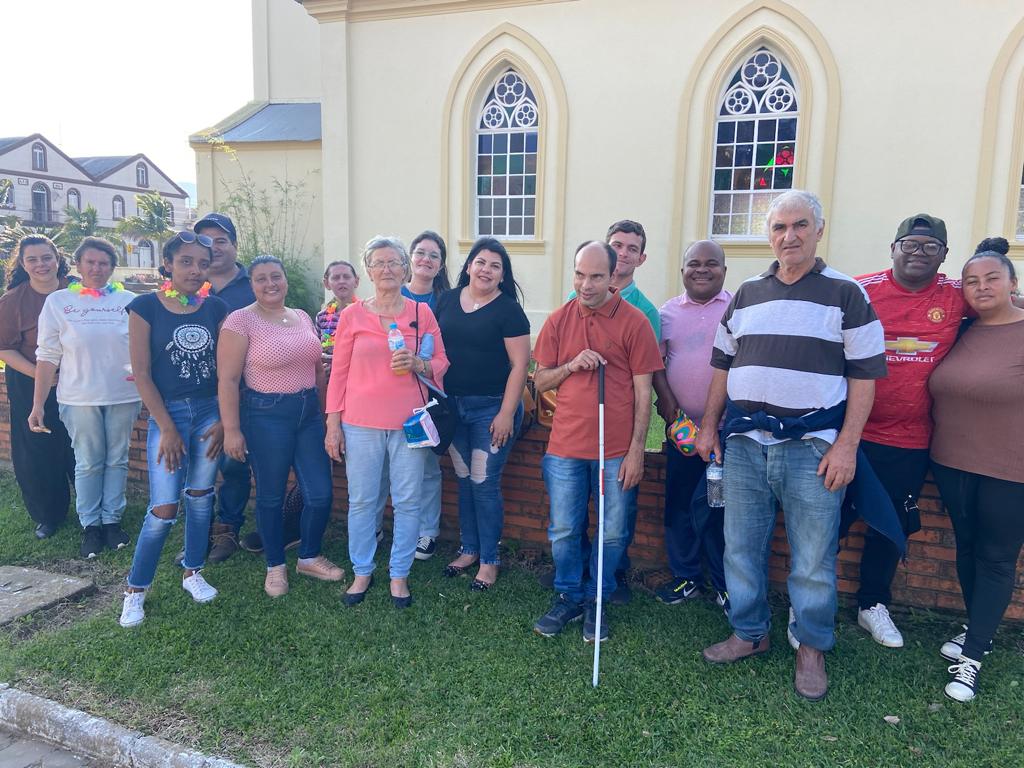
[412,248,442,261]
[369,260,404,272]
[171,231,214,248]
[897,239,945,257]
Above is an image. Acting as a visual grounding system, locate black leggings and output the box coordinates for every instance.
[5,366,75,527]
[931,462,1024,660]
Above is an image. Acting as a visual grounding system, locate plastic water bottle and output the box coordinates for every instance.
[387,323,408,374]
[706,453,725,508]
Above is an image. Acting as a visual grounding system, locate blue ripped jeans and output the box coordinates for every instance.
[447,396,522,565]
[126,397,221,589]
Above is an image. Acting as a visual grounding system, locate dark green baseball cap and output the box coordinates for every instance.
[894,214,947,245]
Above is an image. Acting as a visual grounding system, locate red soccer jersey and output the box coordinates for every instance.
[857,269,967,449]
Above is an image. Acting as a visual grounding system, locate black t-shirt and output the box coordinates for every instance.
[436,288,530,396]
[127,292,229,401]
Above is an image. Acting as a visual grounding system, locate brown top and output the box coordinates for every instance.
[929,317,1024,482]
[0,279,67,364]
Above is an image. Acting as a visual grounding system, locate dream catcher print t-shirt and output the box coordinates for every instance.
[127,292,229,401]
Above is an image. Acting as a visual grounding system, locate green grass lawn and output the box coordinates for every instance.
[1,471,1022,768]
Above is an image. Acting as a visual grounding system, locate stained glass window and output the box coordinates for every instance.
[710,48,799,238]
[476,69,539,239]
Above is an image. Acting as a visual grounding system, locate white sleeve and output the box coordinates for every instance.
[34,294,64,366]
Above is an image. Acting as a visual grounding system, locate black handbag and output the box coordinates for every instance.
[412,302,458,455]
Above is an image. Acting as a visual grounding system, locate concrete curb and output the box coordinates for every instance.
[0,684,246,767]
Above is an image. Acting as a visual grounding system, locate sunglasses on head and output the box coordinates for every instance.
[171,231,214,248]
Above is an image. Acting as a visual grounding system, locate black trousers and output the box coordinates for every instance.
[855,440,930,609]
[5,366,75,527]
[931,462,1024,661]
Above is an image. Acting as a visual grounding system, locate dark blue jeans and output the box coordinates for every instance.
[242,388,333,568]
[448,395,522,565]
[216,452,251,532]
[664,448,726,591]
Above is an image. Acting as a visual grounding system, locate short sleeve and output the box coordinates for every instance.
[625,314,664,375]
[0,290,24,350]
[499,296,531,337]
[533,313,560,369]
[126,293,155,324]
[222,308,252,338]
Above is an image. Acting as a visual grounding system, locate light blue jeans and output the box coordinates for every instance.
[543,453,634,603]
[377,451,441,539]
[59,401,141,528]
[723,435,844,651]
[344,424,427,579]
[127,397,221,589]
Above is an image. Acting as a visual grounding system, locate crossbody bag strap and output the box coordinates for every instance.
[412,300,428,406]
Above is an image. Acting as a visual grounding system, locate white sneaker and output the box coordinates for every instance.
[939,625,993,662]
[945,656,981,702]
[182,571,218,604]
[119,591,146,627]
[857,603,904,648]
[787,606,800,650]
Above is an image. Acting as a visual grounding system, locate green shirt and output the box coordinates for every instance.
[567,281,661,341]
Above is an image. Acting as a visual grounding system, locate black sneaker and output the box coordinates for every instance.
[945,656,982,702]
[655,577,704,605]
[102,523,130,551]
[939,625,993,662]
[533,594,584,638]
[80,525,104,559]
[414,536,437,561]
[716,590,731,617]
[583,601,610,643]
[34,523,57,540]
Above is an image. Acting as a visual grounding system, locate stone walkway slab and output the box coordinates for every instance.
[0,568,93,626]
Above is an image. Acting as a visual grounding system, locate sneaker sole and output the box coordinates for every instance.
[656,591,702,605]
[119,617,144,628]
[414,551,435,561]
[184,589,217,604]
[533,614,583,638]
[583,633,609,644]
[944,685,976,703]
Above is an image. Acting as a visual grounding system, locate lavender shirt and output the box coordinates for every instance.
[658,289,732,426]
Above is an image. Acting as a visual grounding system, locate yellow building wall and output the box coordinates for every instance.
[241,0,1024,325]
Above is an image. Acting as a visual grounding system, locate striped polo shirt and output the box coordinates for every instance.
[711,257,886,445]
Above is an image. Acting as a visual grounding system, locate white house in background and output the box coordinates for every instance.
[0,134,190,270]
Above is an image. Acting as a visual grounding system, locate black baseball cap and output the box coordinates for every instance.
[194,212,237,244]
[894,214,947,246]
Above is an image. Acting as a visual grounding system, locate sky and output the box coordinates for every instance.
[3,0,254,196]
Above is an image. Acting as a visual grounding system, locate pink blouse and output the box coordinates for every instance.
[222,308,321,393]
[326,298,449,429]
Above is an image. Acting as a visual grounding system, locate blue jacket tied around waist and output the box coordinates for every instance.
[689,400,906,559]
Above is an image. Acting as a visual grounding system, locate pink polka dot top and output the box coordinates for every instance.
[222,307,321,393]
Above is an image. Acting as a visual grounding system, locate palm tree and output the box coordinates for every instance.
[116,191,174,267]
[55,204,110,253]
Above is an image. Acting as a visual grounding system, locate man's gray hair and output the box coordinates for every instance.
[360,235,410,279]
[766,189,825,231]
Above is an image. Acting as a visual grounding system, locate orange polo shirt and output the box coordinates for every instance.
[533,290,663,460]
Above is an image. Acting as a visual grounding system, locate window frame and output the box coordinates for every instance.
[67,187,81,212]
[31,142,47,172]
[708,47,800,241]
[136,162,149,188]
[473,68,540,241]
[112,195,125,221]
[31,182,51,222]
[0,178,13,209]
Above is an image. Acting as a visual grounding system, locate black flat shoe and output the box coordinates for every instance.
[344,575,374,606]
[470,578,494,592]
[391,593,413,609]
[443,559,479,578]
[34,523,57,540]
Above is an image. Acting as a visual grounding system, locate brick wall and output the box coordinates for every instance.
[4,378,1021,619]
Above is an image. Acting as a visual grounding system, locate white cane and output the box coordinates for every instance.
[592,363,606,688]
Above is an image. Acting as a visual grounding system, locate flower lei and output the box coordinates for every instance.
[161,280,212,307]
[320,299,340,350]
[69,281,124,298]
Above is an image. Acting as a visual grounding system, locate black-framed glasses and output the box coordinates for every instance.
[170,231,214,248]
[897,239,945,257]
